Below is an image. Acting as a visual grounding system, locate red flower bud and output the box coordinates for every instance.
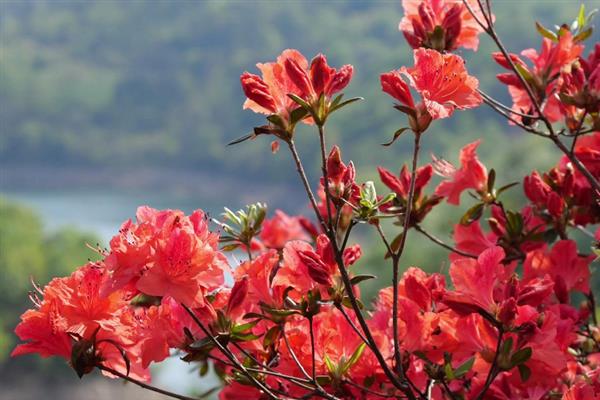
[342,244,362,267]
[240,72,277,113]
[546,191,564,218]
[380,71,415,109]
[284,58,313,98]
[492,52,525,70]
[298,250,332,286]
[227,276,249,314]
[328,65,353,95]
[497,298,517,327]
[310,54,334,96]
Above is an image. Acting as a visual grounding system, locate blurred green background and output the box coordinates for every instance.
[0,0,598,399]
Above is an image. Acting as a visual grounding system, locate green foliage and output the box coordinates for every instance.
[0,198,100,361]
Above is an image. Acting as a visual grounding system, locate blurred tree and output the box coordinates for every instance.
[0,198,100,361]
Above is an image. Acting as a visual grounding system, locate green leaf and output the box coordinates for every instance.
[510,347,532,367]
[535,22,558,41]
[232,332,260,341]
[513,62,534,85]
[267,114,285,128]
[444,362,455,380]
[289,107,309,125]
[227,132,256,146]
[342,296,363,309]
[330,94,344,109]
[344,343,367,374]
[243,312,264,320]
[382,127,409,146]
[574,27,593,42]
[577,4,586,30]
[362,181,377,204]
[330,96,363,113]
[350,274,377,285]
[324,354,335,374]
[505,210,524,236]
[487,168,496,193]
[262,326,280,348]
[453,357,475,378]
[316,375,333,386]
[496,182,519,196]
[287,93,312,111]
[231,320,259,334]
[460,203,484,225]
[518,364,531,382]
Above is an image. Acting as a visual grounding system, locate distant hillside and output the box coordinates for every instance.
[0,0,597,185]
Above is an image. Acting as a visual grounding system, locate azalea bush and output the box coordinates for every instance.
[12,1,600,399]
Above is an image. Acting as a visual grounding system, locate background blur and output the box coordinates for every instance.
[1,1,598,399]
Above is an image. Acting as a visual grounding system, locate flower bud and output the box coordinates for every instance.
[298,250,332,286]
[227,276,249,314]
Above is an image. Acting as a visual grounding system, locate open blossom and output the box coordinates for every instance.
[381,48,482,130]
[494,31,584,122]
[283,53,353,103]
[273,234,361,296]
[524,240,593,303]
[378,163,442,223]
[433,140,488,205]
[241,49,353,129]
[13,263,150,381]
[259,209,310,249]
[103,207,229,307]
[400,0,489,51]
[240,49,310,125]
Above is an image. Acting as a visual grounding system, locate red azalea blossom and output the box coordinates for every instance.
[494,31,584,122]
[259,209,311,250]
[240,49,311,125]
[433,140,488,205]
[381,48,482,131]
[400,0,489,51]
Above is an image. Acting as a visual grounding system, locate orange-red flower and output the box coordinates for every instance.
[400,0,489,52]
[433,140,488,205]
[13,263,149,381]
[240,49,309,123]
[241,49,353,128]
[259,209,310,250]
[381,49,482,130]
[494,31,584,122]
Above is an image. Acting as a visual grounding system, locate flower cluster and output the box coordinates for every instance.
[13,2,600,400]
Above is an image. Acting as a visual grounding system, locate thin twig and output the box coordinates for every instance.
[414,225,478,259]
[181,304,281,399]
[391,133,422,377]
[97,364,209,400]
[475,327,504,400]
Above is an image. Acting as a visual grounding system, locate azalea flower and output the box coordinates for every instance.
[378,163,442,224]
[400,0,489,52]
[433,140,488,205]
[494,31,584,122]
[13,263,150,381]
[259,209,310,250]
[273,234,361,297]
[381,49,482,132]
[284,53,353,103]
[523,240,593,303]
[240,49,307,124]
[241,49,353,130]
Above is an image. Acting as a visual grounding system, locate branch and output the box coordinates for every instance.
[414,225,478,259]
[96,364,212,400]
[181,304,281,399]
[475,327,504,400]
[391,133,422,377]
